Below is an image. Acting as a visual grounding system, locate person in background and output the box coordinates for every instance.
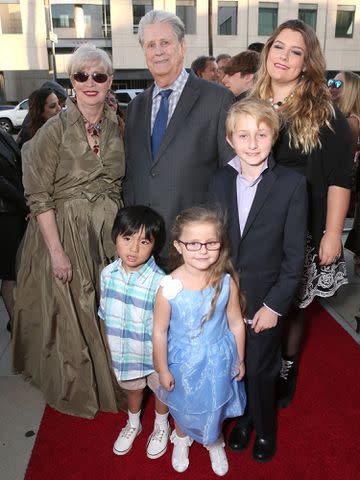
[191,55,219,82]
[251,20,352,410]
[0,130,27,333]
[328,71,360,158]
[330,72,360,275]
[17,87,61,149]
[124,10,234,261]
[216,53,231,83]
[13,43,126,419]
[40,80,68,107]
[18,80,67,142]
[222,50,260,101]
[248,42,265,54]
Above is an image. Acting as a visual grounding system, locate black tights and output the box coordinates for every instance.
[281,307,304,358]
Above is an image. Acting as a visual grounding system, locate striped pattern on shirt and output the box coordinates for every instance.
[98,256,165,381]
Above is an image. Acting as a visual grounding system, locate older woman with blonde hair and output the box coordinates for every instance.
[13,43,126,418]
[250,20,352,409]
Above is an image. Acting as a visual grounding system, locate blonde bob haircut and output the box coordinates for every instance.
[337,71,360,120]
[67,43,113,76]
[226,98,280,146]
[252,19,334,154]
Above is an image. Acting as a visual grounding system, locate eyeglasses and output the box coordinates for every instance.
[178,240,221,251]
[327,79,343,89]
[72,72,109,84]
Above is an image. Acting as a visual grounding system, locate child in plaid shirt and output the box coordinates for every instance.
[98,206,169,459]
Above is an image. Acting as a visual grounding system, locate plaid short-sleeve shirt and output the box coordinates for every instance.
[98,256,165,381]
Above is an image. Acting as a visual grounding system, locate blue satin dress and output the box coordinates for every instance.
[157,274,246,445]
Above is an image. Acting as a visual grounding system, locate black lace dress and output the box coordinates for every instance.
[273,109,353,308]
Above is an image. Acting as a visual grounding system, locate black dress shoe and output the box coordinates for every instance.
[252,434,276,463]
[228,422,252,452]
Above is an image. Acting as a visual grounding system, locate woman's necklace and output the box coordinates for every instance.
[82,115,104,155]
[269,92,294,110]
[72,97,104,155]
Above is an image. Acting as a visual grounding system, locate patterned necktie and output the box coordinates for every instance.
[151,89,173,160]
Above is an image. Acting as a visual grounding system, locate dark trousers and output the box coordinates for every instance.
[237,320,283,436]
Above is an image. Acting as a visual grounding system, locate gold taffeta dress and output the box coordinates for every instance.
[13,99,126,418]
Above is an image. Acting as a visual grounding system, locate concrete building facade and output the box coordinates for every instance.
[0,0,360,101]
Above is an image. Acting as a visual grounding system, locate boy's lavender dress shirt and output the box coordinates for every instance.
[228,155,268,235]
[228,155,281,320]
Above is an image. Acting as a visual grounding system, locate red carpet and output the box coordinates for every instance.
[25,302,360,480]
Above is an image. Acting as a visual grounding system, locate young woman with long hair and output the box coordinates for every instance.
[252,20,353,408]
[17,87,61,148]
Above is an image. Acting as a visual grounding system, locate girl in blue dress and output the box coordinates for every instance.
[153,207,246,476]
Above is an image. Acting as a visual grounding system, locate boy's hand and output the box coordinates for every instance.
[236,361,245,381]
[252,306,278,333]
[159,371,175,392]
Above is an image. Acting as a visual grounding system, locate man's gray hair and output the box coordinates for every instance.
[138,10,185,46]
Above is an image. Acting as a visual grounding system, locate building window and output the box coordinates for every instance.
[176,0,196,34]
[335,5,355,38]
[258,2,278,36]
[133,0,153,34]
[298,3,317,31]
[83,3,111,38]
[52,4,75,29]
[52,2,111,39]
[0,0,22,34]
[218,1,238,35]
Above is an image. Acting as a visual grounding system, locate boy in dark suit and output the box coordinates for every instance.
[209,98,308,462]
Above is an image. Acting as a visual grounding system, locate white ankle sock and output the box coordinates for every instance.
[155,410,169,427]
[128,410,141,428]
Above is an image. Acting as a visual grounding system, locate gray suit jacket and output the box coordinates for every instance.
[123,72,234,253]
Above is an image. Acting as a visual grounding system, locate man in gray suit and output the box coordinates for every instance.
[123,10,234,257]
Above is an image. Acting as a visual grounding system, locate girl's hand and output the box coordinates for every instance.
[318,231,342,266]
[252,306,278,333]
[159,371,175,392]
[50,249,73,283]
[236,361,245,380]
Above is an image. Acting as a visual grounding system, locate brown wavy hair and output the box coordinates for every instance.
[252,19,334,153]
[169,206,245,323]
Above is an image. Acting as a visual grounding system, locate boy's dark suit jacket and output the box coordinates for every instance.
[209,155,308,320]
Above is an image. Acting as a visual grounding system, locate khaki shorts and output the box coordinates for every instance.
[119,371,160,393]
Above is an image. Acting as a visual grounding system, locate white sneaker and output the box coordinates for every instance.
[146,421,171,459]
[113,421,142,455]
[206,438,229,476]
[170,430,193,473]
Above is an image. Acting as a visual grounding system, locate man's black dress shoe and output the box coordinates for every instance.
[228,423,252,452]
[252,434,276,463]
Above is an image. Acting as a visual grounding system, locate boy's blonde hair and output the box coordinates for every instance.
[226,98,280,145]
